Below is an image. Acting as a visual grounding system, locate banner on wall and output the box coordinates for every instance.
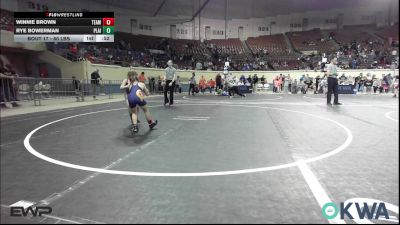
[337,84,354,94]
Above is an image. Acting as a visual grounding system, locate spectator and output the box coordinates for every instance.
[304,74,313,93]
[247,75,252,86]
[300,74,306,83]
[188,72,196,96]
[206,79,216,93]
[392,75,399,98]
[360,75,366,93]
[260,75,266,86]
[157,76,163,93]
[292,79,298,94]
[239,75,246,84]
[372,77,380,94]
[149,77,155,94]
[287,75,292,93]
[314,75,321,94]
[339,73,347,84]
[215,73,223,91]
[90,69,101,99]
[382,75,390,93]
[319,75,327,94]
[364,75,373,94]
[379,76,386,93]
[196,62,203,70]
[199,76,207,94]
[174,76,181,93]
[0,66,18,107]
[72,76,84,102]
[283,75,289,94]
[69,43,78,57]
[253,74,259,93]
[138,72,147,83]
[273,76,280,93]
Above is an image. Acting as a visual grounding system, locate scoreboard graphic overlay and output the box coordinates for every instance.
[14,12,114,42]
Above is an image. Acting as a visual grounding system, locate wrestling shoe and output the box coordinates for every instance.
[149,120,158,130]
[130,124,139,134]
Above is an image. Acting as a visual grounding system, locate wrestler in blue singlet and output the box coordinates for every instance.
[128,82,147,108]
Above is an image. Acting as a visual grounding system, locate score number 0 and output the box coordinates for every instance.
[102,18,114,26]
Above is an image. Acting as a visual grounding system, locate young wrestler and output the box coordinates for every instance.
[121,71,157,134]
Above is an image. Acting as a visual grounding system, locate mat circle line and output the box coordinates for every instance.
[24,103,353,177]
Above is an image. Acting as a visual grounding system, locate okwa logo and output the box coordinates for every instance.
[322,198,399,223]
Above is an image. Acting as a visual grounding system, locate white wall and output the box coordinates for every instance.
[176,22,193,39]
[193,17,226,41]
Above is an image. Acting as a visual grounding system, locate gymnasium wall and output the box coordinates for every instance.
[38,51,86,79]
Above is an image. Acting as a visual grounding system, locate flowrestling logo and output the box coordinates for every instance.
[322,198,399,223]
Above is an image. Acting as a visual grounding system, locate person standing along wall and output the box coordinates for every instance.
[199,76,207,94]
[138,72,147,90]
[364,75,373,95]
[0,67,18,107]
[283,75,289,94]
[157,76,163,93]
[215,73,223,91]
[372,77,380,94]
[188,73,196,96]
[252,74,259,93]
[91,69,101,100]
[149,77,155,94]
[207,79,216,93]
[72,76,84,102]
[287,74,292,93]
[314,75,320,94]
[174,76,181,93]
[392,76,399,98]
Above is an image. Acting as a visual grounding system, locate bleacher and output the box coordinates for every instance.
[208,39,245,55]
[330,29,375,47]
[246,34,299,70]
[287,29,337,54]
[43,24,397,71]
[375,25,399,42]
[169,39,210,69]
[207,38,249,62]
[246,34,289,56]
[170,39,208,56]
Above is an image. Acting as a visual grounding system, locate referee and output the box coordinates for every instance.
[164,60,177,106]
[326,58,342,105]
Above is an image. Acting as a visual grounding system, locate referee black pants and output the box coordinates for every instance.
[327,77,339,104]
[164,80,175,105]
